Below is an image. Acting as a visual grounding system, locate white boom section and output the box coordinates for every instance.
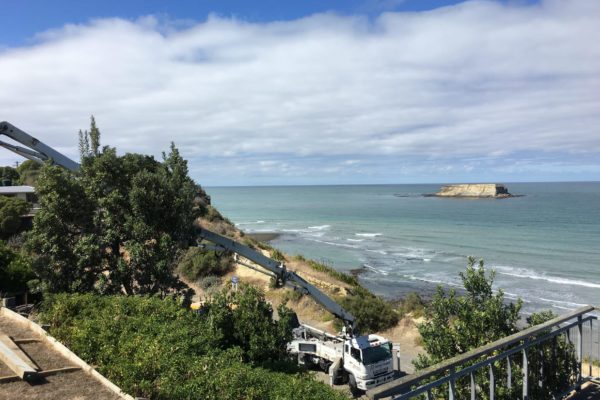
[0,121,80,171]
[197,227,356,329]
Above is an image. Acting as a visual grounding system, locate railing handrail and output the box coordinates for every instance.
[368,305,596,399]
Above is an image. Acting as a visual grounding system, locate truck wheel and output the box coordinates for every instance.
[348,374,362,397]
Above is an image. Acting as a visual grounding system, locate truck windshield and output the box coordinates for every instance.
[361,343,392,365]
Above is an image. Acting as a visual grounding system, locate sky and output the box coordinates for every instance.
[0,0,598,186]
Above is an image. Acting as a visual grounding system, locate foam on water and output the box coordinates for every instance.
[355,233,382,237]
[494,265,600,289]
[308,225,331,230]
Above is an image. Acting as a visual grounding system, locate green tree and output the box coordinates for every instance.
[77,115,101,159]
[0,240,34,295]
[525,311,579,399]
[39,290,340,400]
[341,286,399,333]
[415,258,522,369]
[0,196,30,239]
[0,166,19,184]
[16,160,42,186]
[178,248,233,281]
[89,115,101,156]
[414,258,523,399]
[27,127,199,295]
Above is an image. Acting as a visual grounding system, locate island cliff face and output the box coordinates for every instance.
[435,184,511,198]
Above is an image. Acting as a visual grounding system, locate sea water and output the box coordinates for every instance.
[205,183,600,314]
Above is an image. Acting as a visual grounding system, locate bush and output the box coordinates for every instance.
[0,240,35,295]
[271,248,286,262]
[306,259,358,287]
[39,290,347,400]
[179,248,233,280]
[341,286,399,333]
[199,275,221,291]
[0,196,29,239]
[397,292,426,318]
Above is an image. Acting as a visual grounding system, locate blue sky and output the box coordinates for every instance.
[1,0,598,185]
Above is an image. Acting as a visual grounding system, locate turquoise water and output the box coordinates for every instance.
[206,183,600,313]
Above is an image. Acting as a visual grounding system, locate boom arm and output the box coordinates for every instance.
[196,227,356,330]
[0,121,80,171]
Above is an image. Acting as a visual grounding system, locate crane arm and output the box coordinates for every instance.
[0,121,80,171]
[196,227,356,329]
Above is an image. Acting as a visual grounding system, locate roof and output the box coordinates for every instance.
[0,186,35,194]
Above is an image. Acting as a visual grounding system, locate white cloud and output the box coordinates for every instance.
[1,0,599,184]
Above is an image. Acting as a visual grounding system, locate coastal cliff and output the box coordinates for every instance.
[436,183,511,198]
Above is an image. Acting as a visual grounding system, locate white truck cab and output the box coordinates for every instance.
[289,325,395,393]
[344,334,395,391]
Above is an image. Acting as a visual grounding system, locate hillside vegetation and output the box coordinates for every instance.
[40,289,347,400]
[2,118,423,399]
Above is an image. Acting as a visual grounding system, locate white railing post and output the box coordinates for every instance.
[522,348,529,400]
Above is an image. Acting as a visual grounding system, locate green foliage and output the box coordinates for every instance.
[282,288,304,303]
[179,248,232,280]
[525,311,579,399]
[271,248,286,262]
[198,275,221,291]
[306,259,359,287]
[396,292,426,318]
[78,115,101,158]
[27,122,199,296]
[0,166,19,183]
[0,196,29,239]
[341,285,399,333]
[0,241,34,295]
[39,289,347,400]
[413,258,527,399]
[16,160,42,185]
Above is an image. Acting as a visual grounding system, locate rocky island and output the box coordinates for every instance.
[435,183,512,198]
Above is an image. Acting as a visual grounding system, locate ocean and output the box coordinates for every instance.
[205,183,600,314]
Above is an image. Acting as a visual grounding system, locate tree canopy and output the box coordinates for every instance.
[27,134,200,295]
[0,240,34,295]
[39,287,343,400]
[414,257,522,369]
[0,196,30,239]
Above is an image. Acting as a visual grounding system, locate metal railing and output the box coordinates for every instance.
[367,306,599,400]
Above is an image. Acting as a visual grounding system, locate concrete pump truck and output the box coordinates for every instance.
[0,121,396,393]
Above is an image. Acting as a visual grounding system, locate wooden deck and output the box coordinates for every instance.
[0,309,130,400]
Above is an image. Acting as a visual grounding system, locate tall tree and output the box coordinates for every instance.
[28,126,199,295]
[415,258,522,369]
[89,115,101,156]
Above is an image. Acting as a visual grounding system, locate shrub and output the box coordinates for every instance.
[271,248,285,262]
[341,286,399,333]
[0,196,29,239]
[179,248,232,280]
[282,288,303,303]
[0,240,35,295]
[306,259,358,287]
[39,290,347,400]
[199,275,221,291]
[397,292,426,318]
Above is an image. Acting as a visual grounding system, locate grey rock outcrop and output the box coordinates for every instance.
[435,184,511,198]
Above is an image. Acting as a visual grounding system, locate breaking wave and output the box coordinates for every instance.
[355,233,382,237]
[495,266,600,289]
